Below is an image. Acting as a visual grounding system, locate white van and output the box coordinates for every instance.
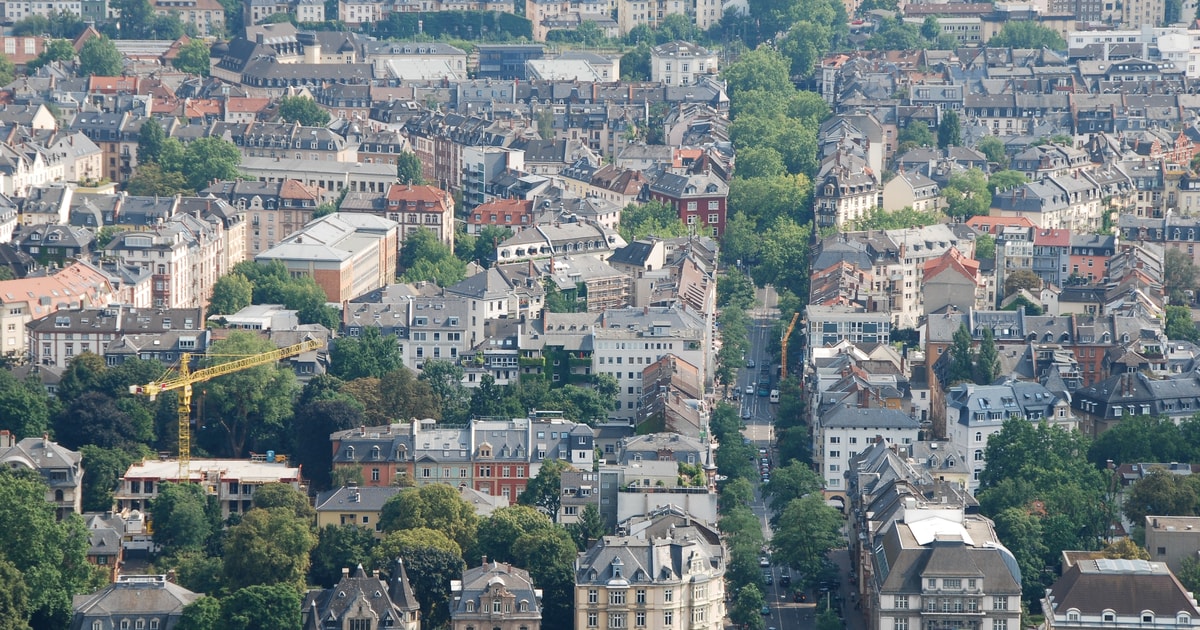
[769,389,780,403]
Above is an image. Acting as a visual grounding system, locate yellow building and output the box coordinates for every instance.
[313,485,402,538]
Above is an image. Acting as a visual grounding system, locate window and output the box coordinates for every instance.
[636,589,646,604]
[664,589,673,603]
[993,597,1008,611]
[928,579,937,589]
[992,620,1007,630]
[943,579,961,589]
[1143,614,1155,623]
[610,591,626,605]
[588,589,598,604]
[588,613,598,627]
[693,585,706,600]
[664,611,673,625]
[467,601,475,612]
[635,612,645,627]
[691,609,706,623]
[1103,612,1115,622]
[894,595,909,609]
[609,612,626,629]
[894,618,908,630]
[349,621,372,630]
[493,600,501,613]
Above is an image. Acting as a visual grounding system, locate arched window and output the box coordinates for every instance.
[974,450,984,461]
[346,446,355,459]
[466,601,474,612]
[55,489,64,502]
[371,446,380,460]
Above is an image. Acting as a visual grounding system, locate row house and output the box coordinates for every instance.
[355,128,413,167]
[404,112,520,194]
[991,174,1103,233]
[239,157,395,202]
[25,306,203,368]
[151,0,225,35]
[1120,215,1200,267]
[71,112,145,183]
[104,213,226,310]
[1073,370,1200,436]
[815,153,879,230]
[116,458,302,519]
[382,184,456,249]
[815,406,919,493]
[202,179,321,256]
[341,289,483,370]
[207,120,355,163]
[329,416,592,503]
[1068,233,1117,284]
[1010,144,1093,181]
[558,160,649,209]
[0,261,114,358]
[923,248,987,316]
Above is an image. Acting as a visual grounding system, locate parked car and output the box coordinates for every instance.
[746,385,755,395]
[759,556,770,567]
[764,573,774,585]
[761,606,771,616]
[747,359,756,368]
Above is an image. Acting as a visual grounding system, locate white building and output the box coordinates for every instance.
[815,406,919,492]
[115,458,302,520]
[649,41,719,86]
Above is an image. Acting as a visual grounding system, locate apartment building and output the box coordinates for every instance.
[649,41,719,86]
[0,431,82,518]
[382,184,456,250]
[574,506,726,630]
[816,406,919,493]
[26,306,203,368]
[104,213,225,310]
[201,179,321,257]
[0,261,114,359]
[450,560,542,630]
[115,458,303,519]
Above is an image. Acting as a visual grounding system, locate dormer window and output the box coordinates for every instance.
[346,446,355,459]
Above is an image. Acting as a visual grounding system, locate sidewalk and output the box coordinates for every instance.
[830,546,869,630]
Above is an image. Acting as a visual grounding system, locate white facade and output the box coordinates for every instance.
[815,407,919,490]
[649,41,719,86]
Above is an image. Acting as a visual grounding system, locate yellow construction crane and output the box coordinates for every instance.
[130,338,323,478]
[780,311,800,381]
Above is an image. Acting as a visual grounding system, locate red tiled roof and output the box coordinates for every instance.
[1033,228,1071,247]
[225,97,271,114]
[966,215,1036,234]
[924,247,980,283]
[470,199,533,225]
[386,184,451,205]
[279,179,321,200]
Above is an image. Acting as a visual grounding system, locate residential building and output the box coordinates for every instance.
[815,153,879,229]
[16,224,95,267]
[649,41,718,86]
[816,407,919,493]
[1042,558,1200,630]
[870,509,1023,630]
[83,513,125,581]
[114,458,302,519]
[647,170,728,237]
[26,306,202,368]
[806,305,891,359]
[238,157,396,201]
[1145,516,1200,575]
[574,506,726,630]
[201,179,322,257]
[0,261,115,359]
[616,432,708,466]
[881,170,941,213]
[450,559,542,630]
[1122,0,1163,28]
[924,248,986,315]
[330,423,418,488]
[0,430,82,518]
[945,380,1072,493]
[104,213,225,310]
[314,485,402,537]
[495,222,624,264]
[256,213,398,303]
[302,561,421,630]
[592,305,711,421]
[151,0,225,35]
[382,184,456,250]
[70,575,202,630]
[639,354,706,438]
[468,199,534,236]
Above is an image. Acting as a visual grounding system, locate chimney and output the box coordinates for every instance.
[481,555,488,567]
[342,567,350,577]
[42,433,48,448]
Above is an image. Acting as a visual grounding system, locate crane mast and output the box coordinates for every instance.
[131,338,323,478]
[780,311,800,381]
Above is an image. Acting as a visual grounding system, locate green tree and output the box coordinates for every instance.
[309,524,377,588]
[182,137,242,192]
[510,527,578,629]
[290,399,362,490]
[518,458,571,520]
[222,507,317,592]
[278,95,331,127]
[567,503,607,551]
[176,596,220,630]
[988,169,1029,195]
[27,39,76,70]
[898,121,934,148]
[150,482,213,556]
[618,200,686,241]
[761,461,823,518]
[938,110,962,148]
[944,168,992,218]
[1179,556,1200,593]
[172,39,210,76]
[988,21,1066,49]
[80,445,142,512]
[948,324,975,385]
[396,152,424,185]
[222,584,301,630]
[168,551,224,595]
[137,118,167,166]
[992,507,1050,603]
[78,36,123,76]
[0,370,51,440]
[722,47,791,96]
[1089,415,1185,467]
[770,494,843,583]
[728,173,813,228]
[417,360,467,421]
[251,483,316,521]
[754,217,812,299]
[378,368,441,422]
[112,0,154,36]
[1004,269,1043,298]
[0,468,92,628]
[206,272,253,317]
[853,206,943,230]
[0,558,31,630]
[1167,305,1200,341]
[1103,538,1150,560]
[472,505,555,562]
[371,529,464,629]
[54,392,151,450]
[329,327,403,381]
[472,225,512,267]
[977,136,1009,168]
[717,269,756,310]
[975,328,999,384]
[1166,248,1199,305]
[200,332,298,457]
[378,484,479,554]
[735,146,786,179]
[399,228,466,286]
[620,44,651,80]
[1124,467,1198,526]
[126,164,191,196]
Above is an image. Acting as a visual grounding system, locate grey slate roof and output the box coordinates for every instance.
[314,485,403,513]
[821,406,919,430]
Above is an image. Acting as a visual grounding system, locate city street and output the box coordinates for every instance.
[731,285,867,630]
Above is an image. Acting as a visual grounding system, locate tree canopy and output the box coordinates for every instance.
[278,95,331,127]
[988,21,1066,49]
[78,36,122,76]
